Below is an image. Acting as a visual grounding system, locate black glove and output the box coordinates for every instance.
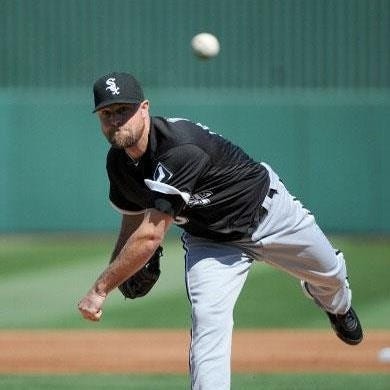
[118,246,163,299]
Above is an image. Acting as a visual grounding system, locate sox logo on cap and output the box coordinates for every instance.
[106,78,120,95]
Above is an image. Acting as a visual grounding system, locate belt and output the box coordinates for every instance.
[267,188,277,199]
[258,187,277,219]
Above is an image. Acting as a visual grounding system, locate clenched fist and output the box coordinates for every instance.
[78,289,106,322]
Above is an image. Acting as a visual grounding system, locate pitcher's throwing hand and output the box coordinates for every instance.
[78,289,106,321]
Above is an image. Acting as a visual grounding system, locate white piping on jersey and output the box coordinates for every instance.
[109,201,147,215]
[144,179,191,203]
[166,117,189,123]
[109,200,187,225]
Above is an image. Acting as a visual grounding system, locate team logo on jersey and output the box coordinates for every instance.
[188,191,213,207]
[105,77,120,95]
[153,162,173,183]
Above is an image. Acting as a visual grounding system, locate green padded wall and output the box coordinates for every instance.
[1,0,389,232]
[1,0,389,88]
[1,89,389,232]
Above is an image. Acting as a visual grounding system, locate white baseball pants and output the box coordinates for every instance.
[182,163,352,390]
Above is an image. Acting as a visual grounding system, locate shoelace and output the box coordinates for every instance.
[337,310,356,329]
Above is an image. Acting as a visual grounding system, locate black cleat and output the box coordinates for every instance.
[300,281,363,345]
[326,307,363,345]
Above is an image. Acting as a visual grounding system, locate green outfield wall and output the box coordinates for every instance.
[1,0,389,232]
[1,0,389,89]
[1,89,389,233]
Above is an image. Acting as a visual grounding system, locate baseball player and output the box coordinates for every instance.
[78,72,363,390]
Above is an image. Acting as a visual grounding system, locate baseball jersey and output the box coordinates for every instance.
[107,117,269,241]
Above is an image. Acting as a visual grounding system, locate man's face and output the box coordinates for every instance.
[97,102,148,149]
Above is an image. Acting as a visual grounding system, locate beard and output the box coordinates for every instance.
[108,128,139,149]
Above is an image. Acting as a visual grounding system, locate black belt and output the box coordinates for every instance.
[267,188,277,199]
[258,188,277,220]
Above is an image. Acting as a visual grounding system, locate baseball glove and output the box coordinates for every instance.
[118,246,163,299]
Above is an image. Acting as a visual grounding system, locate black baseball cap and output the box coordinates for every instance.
[93,72,145,112]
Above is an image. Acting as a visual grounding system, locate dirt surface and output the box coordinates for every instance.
[1,330,389,374]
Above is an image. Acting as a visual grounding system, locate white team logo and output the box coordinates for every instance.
[188,191,213,207]
[153,162,173,182]
[105,77,120,95]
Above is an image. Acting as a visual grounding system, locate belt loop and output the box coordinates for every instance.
[262,188,277,211]
[268,188,277,199]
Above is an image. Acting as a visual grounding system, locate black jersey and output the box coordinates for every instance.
[107,117,269,240]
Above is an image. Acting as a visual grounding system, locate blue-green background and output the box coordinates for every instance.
[1,0,390,233]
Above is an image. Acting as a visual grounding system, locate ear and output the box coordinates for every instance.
[140,100,149,118]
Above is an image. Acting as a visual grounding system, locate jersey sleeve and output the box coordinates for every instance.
[106,147,153,215]
[109,182,146,215]
[145,144,210,217]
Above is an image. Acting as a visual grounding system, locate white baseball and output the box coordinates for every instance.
[191,33,220,59]
[378,347,390,363]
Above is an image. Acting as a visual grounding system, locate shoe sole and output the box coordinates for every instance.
[330,326,363,345]
[301,281,363,345]
[326,309,363,346]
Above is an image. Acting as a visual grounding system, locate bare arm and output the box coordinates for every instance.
[110,213,145,263]
[78,209,173,321]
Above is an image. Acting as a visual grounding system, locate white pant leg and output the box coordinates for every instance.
[246,163,352,314]
[183,234,252,390]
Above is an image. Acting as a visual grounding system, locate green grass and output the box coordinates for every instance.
[235,235,390,329]
[0,374,390,390]
[1,235,389,388]
[0,233,389,329]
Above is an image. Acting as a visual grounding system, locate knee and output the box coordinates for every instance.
[330,251,348,287]
[309,251,348,292]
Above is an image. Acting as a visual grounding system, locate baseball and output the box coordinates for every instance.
[191,33,220,59]
[378,347,390,363]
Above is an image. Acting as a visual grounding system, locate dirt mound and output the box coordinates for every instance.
[1,330,389,373]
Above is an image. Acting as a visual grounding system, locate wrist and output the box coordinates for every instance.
[92,284,108,298]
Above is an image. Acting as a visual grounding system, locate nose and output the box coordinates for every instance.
[110,112,123,127]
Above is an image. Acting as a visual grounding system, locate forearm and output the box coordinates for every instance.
[78,209,172,321]
[109,213,145,263]
[94,235,160,296]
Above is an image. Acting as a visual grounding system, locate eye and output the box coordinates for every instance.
[117,106,129,115]
[99,110,110,119]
